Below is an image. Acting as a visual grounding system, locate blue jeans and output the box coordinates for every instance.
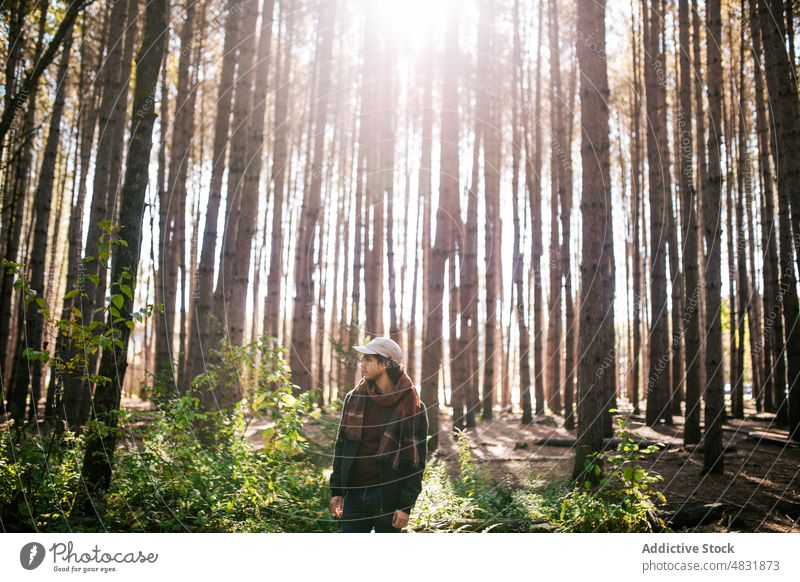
[341,485,402,533]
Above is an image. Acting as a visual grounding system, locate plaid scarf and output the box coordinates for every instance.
[342,372,422,469]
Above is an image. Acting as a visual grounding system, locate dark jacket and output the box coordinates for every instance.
[329,388,429,515]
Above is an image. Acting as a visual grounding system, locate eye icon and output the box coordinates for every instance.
[20,542,46,570]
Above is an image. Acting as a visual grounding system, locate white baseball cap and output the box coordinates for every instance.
[352,337,404,365]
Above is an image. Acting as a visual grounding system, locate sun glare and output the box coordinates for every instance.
[372,0,449,40]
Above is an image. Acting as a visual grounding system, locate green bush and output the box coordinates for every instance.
[101,393,334,532]
[554,416,667,532]
[409,418,669,533]
[101,336,338,532]
[0,426,83,531]
[0,335,341,532]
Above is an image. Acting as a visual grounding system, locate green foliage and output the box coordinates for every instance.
[0,327,338,532]
[0,426,83,531]
[101,338,336,532]
[411,418,669,533]
[2,222,159,400]
[106,408,332,531]
[510,417,668,532]
[407,456,483,532]
[453,427,479,498]
[191,335,298,407]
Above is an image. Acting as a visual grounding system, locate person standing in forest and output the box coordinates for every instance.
[329,337,428,532]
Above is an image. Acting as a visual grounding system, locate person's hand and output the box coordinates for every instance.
[392,509,409,529]
[331,496,343,518]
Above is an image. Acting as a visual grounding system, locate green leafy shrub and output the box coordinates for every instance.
[0,426,83,531]
[505,416,668,533]
[408,455,482,532]
[410,417,669,533]
[0,334,340,532]
[102,337,338,532]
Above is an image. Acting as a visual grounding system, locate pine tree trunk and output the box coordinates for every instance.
[480,0,500,421]
[186,0,242,401]
[703,0,726,474]
[563,56,578,430]
[547,0,563,415]
[421,0,459,450]
[524,5,546,417]
[758,0,800,438]
[574,0,612,483]
[463,118,480,429]
[512,0,532,426]
[155,0,198,384]
[4,1,49,421]
[444,2,469,429]
[289,0,337,394]
[264,1,294,340]
[80,0,168,498]
[630,0,643,417]
[734,7,749,419]
[8,22,74,424]
[84,0,133,323]
[678,0,702,445]
[362,3,383,338]
[229,0,275,347]
[692,0,709,396]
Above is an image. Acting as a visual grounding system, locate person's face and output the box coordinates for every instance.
[360,354,386,381]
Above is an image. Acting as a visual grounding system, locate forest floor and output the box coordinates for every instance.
[122,394,800,533]
[425,401,800,533]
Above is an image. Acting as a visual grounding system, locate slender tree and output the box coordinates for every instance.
[703,0,725,474]
[80,0,168,497]
[573,0,613,483]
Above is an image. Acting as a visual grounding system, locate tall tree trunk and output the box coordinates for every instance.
[408,35,433,387]
[8,21,74,424]
[524,5,546,417]
[155,0,198,385]
[229,0,276,348]
[213,0,259,367]
[480,0,500,421]
[642,0,672,427]
[362,3,383,338]
[562,54,578,430]
[264,0,294,341]
[693,0,709,396]
[462,118,480,429]
[679,0,702,444]
[512,0,532,426]
[735,3,750,419]
[630,0,643,417]
[759,0,800,438]
[289,0,337,395]
[186,0,242,400]
[703,0,726,474]
[547,0,563,415]
[749,0,782,415]
[84,0,133,321]
[80,0,168,498]
[421,0,459,449]
[4,1,50,421]
[573,0,613,483]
